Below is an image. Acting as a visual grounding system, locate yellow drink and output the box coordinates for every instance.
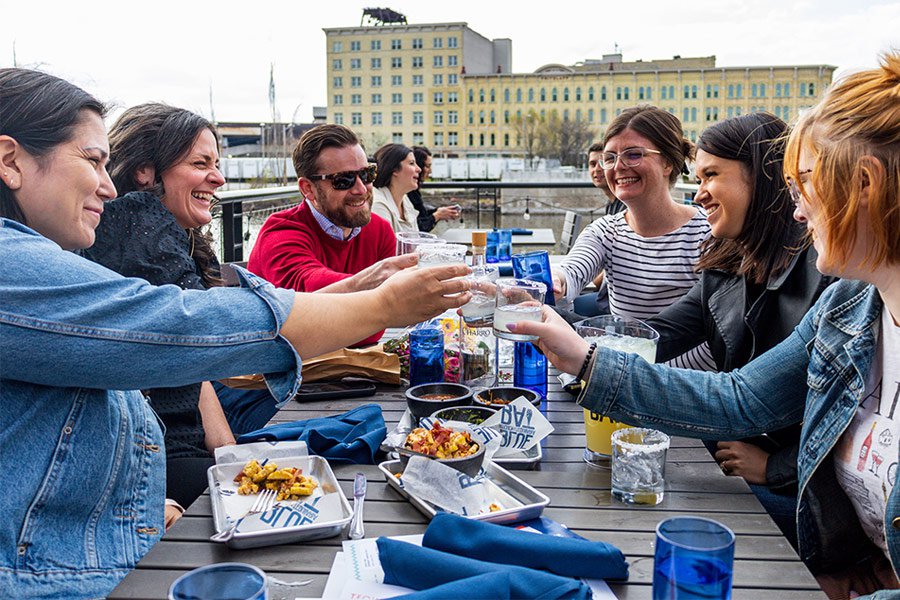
[583,410,630,457]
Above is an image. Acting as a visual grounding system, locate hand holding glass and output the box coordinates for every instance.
[493,279,546,342]
[396,231,439,256]
[460,266,499,327]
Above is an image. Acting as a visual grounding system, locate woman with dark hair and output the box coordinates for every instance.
[408,145,460,232]
[82,103,241,509]
[643,112,837,547]
[371,142,421,234]
[552,105,717,370]
[0,68,470,598]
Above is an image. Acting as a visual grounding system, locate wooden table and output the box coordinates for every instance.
[110,377,824,599]
[439,227,557,247]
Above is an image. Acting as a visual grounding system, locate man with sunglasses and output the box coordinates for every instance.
[249,124,413,346]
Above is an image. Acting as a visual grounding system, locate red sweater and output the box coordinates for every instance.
[248,202,396,346]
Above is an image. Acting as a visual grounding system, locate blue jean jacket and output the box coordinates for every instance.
[0,219,302,599]
[581,279,898,582]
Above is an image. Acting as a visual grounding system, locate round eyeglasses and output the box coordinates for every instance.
[600,147,662,170]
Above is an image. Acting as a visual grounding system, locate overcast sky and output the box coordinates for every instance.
[3,1,898,124]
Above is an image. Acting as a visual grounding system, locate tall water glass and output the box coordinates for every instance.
[169,563,267,600]
[511,250,555,306]
[460,266,499,327]
[576,315,659,466]
[409,324,445,386]
[493,279,546,342]
[653,517,735,600]
[396,231,439,256]
[498,229,513,261]
[486,230,500,263]
[416,243,467,268]
[514,341,547,400]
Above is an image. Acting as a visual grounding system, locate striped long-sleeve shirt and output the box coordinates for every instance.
[560,208,718,371]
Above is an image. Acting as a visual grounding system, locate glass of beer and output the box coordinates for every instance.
[575,315,659,467]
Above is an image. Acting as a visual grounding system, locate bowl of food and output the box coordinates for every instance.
[473,386,541,408]
[400,421,486,476]
[405,383,473,421]
[429,405,497,426]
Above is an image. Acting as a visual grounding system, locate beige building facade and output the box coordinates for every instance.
[324,23,835,158]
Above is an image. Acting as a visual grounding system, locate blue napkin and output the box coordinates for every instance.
[423,513,629,580]
[393,572,511,599]
[377,538,590,600]
[237,404,386,464]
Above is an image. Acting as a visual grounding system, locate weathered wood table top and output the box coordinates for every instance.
[110,375,824,599]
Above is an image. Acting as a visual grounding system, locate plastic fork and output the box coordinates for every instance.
[210,489,277,543]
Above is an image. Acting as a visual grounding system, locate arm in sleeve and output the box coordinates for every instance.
[253,228,352,292]
[557,217,611,302]
[646,279,709,364]
[765,442,800,491]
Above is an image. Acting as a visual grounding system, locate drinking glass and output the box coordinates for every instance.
[498,229,513,261]
[653,517,735,600]
[493,279,546,342]
[460,266,499,327]
[486,230,500,263]
[169,563,267,600]
[416,243,467,268]
[511,250,555,306]
[576,315,660,466]
[396,231,440,256]
[514,341,547,400]
[611,427,669,505]
[409,325,445,386]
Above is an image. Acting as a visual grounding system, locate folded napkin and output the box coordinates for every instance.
[236,404,386,464]
[377,538,590,600]
[423,513,629,581]
[393,572,511,600]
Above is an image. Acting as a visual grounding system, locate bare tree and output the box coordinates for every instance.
[535,110,596,166]
[513,109,541,160]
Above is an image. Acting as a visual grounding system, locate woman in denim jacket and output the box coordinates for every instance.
[0,69,471,600]
[512,55,900,598]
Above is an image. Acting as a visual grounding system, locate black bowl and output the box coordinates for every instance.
[405,383,473,421]
[473,386,541,408]
[399,430,486,477]
[429,405,497,426]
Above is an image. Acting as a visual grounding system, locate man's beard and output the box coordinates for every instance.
[315,185,373,229]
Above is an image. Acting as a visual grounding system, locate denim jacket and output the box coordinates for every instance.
[0,219,302,599]
[581,279,898,581]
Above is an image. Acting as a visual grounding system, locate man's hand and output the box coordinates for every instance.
[507,306,590,375]
[350,253,418,291]
[715,441,770,485]
[377,264,471,327]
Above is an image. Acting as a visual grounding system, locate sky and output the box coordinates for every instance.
[3,1,898,124]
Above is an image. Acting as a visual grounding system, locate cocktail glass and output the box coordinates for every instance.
[493,278,546,342]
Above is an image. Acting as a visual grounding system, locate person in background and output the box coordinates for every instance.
[514,54,900,599]
[83,103,238,508]
[588,141,626,216]
[645,112,837,548]
[409,145,461,232]
[0,68,470,599]
[371,143,422,234]
[552,105,717,371]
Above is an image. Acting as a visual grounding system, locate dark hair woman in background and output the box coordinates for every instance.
[408,145,460,232]
[371,142,421,234]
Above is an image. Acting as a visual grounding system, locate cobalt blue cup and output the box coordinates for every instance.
[486,230,500,263]
[409,326,445,387]
[168,562,267,600]
[652,516,735,600]
[511,249,555,306]
[498,229,513,261]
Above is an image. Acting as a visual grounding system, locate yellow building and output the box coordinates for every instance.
[324,22,835,158]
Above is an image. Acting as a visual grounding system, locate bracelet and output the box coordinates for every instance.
[576,342,598,382]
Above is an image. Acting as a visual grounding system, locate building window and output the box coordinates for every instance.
[540,88,546,102]
[691,85,697,99]
[448,74,458,85]
[799,83,807,97]
[588,108,594,121]
[392,112,402,125]
[371,58,381,69]
[333,94,343,105]
[563,109,569,121]
[448,110,458,124]
[350,41,360,51]
[333,77,343,88]
[683,107,689,123]
[469,133,474,146]
[433,74,443,86]
[752,83,758,98]
[391,57,402,68]
[448,132,458,146]
[434,111,443,125]
[448,37,458,48]
[413,111,423,125]
[684,85,690,99]
[433,55,443,68]
[490,110,495,124]
[448,55,458,67]
[783,83,790,97]
[490,133,495,146]
[516,88,523,102]
[350,76,361,88]
[775,83,782,97]
[469,89,474,102]
[334,112,343,124]
[468,110,473,124]
[759,83,766,98]
[575,109,581,121]
[736,84,743,98]
[332,41,343,52]
[728,84,734,98]
[412,92,423,104]
[392,132,403,143]
[479,88,485,102]
[575,87,581,101]
[433,37,443,48]
[588,87,595,101]
[412,38,423,49]
[351,94,361,105]
[448,91,458,103]
[370,40,381,51]
[433,92,443,104]
[552,88,558,102]
[391,93,402,103]
[601,86,607,101]
[351,58,361,70]
[391,39,401,50]
[332,59,342,70]
[490,89,495,102]
[601,108,607,123]
[504,133,510,146]
[639,86,645,100]
[371,76,381,87]
[691,107,697,122]
[371,93,382,104]
[504,110,509,124]
[479,110,485,124]
[479,133,485,146]
[706,84,712,99]
[528,88,534,102]
[391,75,402,86]
[351,112,361,125]
[413,75,423,86]
[504,88,510,103]
[412,56,423,68]
[413,132,424,145]
[434,132,443,146]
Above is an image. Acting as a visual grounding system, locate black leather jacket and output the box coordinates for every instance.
[646,245,837,490]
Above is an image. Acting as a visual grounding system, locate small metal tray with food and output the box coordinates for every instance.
[494,443,542,469]
[208,455,352,549]
[378,459,549,524]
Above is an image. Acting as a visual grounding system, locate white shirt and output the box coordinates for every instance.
[834,306,900,556]
[371,187,419,234]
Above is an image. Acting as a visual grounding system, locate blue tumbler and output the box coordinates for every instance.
[514,341,547,400]
[409,324,445,386]
[486,230,500,263]
[498,229,513,261]
[511,250,555,306]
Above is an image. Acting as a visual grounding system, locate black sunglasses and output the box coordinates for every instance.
[308,164,377,190]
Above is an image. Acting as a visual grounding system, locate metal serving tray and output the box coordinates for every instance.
[208,455,352,549]
[378,459,549,524]
[494,444,542,469]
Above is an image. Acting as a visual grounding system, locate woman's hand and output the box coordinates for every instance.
[164,500,184,530]
[714,441,770,485]
[433,205,461,221]
[507,306,590,375]
[551,270,567,301]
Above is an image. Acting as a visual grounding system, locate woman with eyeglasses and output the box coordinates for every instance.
[371,143,422,234]
[551,105,717,370]
[0,68,471,599]
[514,54,900,598]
